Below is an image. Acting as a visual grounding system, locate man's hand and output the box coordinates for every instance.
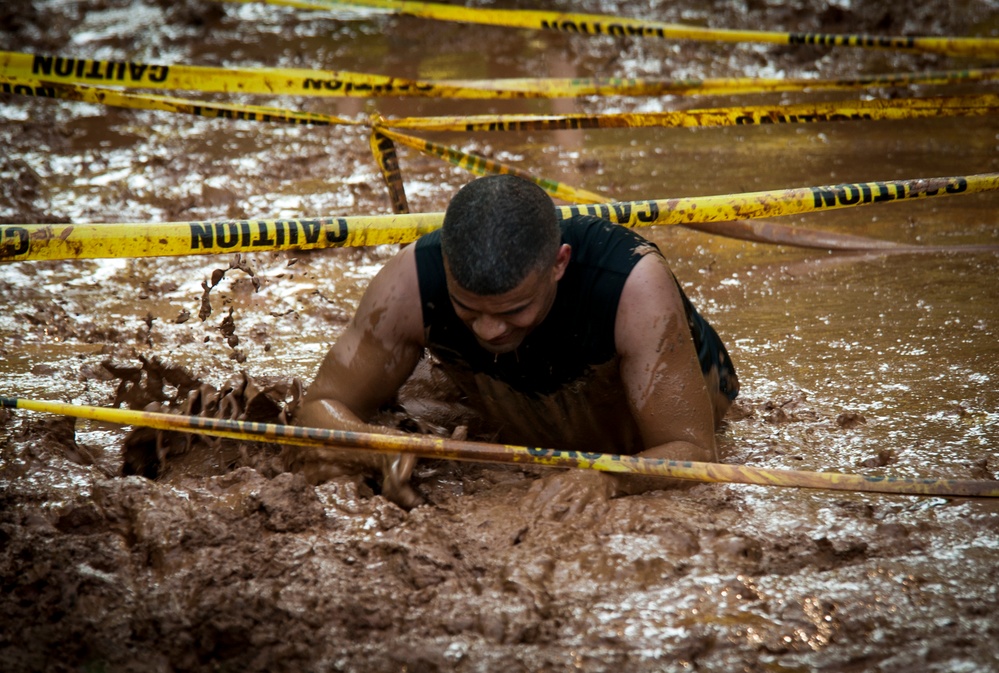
[522,469,620,523]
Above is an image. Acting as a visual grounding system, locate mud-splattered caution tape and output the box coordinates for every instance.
[228,0,999,58]
[374,125,610,204]
[386,94,999,132]
[5,51,998,99]
[4,396,999,497]
[445,67,999,98]
[5,74,996,133]
[0,75,359,126]
[0,51,520,99]
[3,173,996,262]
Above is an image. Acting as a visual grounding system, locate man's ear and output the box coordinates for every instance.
[552,244,572,282]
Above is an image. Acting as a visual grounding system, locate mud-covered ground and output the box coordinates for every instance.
[2,0,999,671]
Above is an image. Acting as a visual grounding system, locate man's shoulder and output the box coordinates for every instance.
[561,214,661,272]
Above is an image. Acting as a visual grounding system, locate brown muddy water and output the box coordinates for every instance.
[2,0,999,671]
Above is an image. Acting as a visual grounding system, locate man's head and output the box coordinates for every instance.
[441,175,570,354]
[442,174,560,295]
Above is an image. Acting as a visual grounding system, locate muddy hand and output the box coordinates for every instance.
[381,453,424,509]
[523,469,619,522]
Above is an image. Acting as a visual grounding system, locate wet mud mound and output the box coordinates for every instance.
[106,355,300,482]
[3,368,998,671]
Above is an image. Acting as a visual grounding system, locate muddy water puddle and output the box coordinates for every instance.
[3,0,999,670]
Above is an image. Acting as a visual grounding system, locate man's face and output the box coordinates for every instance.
[445,245,570,355]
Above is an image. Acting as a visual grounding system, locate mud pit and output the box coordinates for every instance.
[3,0,999,670]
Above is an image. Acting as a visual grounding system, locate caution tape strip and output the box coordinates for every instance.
[4,396,997,497]
[370,129,410,214]
[374,124,611,204]
[227,0,999,58]
[384,93,999,132]
[7,74,996,136]
[0,75,358,126]
[0,50,519,99]
[3,173,996,262]
[444,67,999,97]
[6,51,998,99]
[370,123,983,253]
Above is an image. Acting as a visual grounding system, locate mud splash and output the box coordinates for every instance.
[3,0,999,670]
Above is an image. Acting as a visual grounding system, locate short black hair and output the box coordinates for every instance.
[441,175,560,295]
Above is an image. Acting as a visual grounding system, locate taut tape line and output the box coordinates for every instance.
[2,173,997,262]
[229,0,999,57]
[3,396,998,497]
[5,75,996,133]
[0,51,524,99]
[385,94,999,132]
[6,51,998,99]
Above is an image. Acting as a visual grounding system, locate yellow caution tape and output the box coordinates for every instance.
[7,73,995,136]
[369,129,410,214]
[374,125,610,204]
[385,93,999,132]
[3,173,996,263]
[0,50,524,99]
[369,125,949,253]
[5,51,998,100]
[0,75,358,126]
[4,396,997,497]
[444,67,999,98]
[228,0,999,58]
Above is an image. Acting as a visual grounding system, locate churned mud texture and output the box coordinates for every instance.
[4,0,999,671]
[3,356,999,671]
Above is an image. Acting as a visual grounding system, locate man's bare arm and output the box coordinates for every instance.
[615,253,718,465]
[296,244,425,433]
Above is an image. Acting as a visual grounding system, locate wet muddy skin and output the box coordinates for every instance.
[2,0,999,671]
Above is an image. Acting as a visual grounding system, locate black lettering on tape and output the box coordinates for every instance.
[84,60,103,79]
[636,201,659,223]
[6,83,51,97]
[2,226,30,256]
[946,177,968,194]
[190,222,213,249]
[149,66,168,83]
[32,55,54,76]
[54,58,74,77]
[215,221,239,248]
[873,182,894,203]
[327,219,349,244]
[252,221,274,247]
[128,63,148,81]
[838,184,861,205]
[300,219,321,244]
[812,186,838,208]
[611,203,632,223]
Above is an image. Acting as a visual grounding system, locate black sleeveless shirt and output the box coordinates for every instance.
[413,215,739,452]
[415,214,737,402]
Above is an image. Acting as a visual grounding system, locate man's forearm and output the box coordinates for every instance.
[610,439,716,496]
[295,397,401,437]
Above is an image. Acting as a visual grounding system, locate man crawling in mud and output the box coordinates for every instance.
[293,175,739,510]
